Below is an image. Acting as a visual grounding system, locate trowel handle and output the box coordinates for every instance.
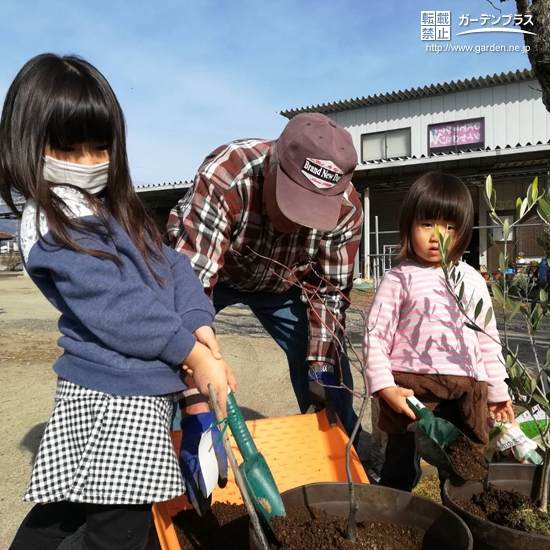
[405,395,431,419]
[226,391,259,460]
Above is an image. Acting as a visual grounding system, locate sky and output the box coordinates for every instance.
[0,0,532,189]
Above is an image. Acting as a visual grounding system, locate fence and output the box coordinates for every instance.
[366,221,546,289]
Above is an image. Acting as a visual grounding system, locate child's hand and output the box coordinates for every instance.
[488,400,514,423]
[184,341,237,415]
[378,386,417,421]
[182,326,222,376]
[194,326,222,360]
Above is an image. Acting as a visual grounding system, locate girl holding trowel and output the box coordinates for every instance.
[363,172,513,492]
[0,53,235,550]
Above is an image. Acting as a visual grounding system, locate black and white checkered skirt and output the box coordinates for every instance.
[24,378,185,505]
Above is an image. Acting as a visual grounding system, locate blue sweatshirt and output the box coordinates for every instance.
[19,186,214,396]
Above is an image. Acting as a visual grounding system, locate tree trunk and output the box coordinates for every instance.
[515,1,550,113]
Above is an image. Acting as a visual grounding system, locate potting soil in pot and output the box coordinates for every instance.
[270,504,430,549]
[173,502,432,549]
[455,484,550,537]
[444,436,488,481]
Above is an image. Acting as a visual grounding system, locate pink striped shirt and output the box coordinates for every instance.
[364,260,510,403]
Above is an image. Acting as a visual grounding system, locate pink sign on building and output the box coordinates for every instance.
[429,118,484,151]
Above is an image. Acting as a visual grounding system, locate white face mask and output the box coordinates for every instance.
[43,156,109,194]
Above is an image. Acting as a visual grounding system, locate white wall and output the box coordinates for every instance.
[328,79,549,157]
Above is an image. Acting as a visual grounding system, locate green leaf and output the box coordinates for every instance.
[485,175,493,204]
[489,211,501,226]
[465,321,483,333]
[516,197,523,219]
[502,217,510,241]
[491,281,505,307]
[474,298,483,320]
[520,305,529,317]
[538,198,550,221]
[531,392,549,409]
[532,308,544,330]
[510,363,522,380]
[484,307,493,329]
[499,253,508,277]
[505,295,517,309]
[532,176,539,204]
[458,282,465,302]
[442,234,451,256]
[520,197,528,219]
[545,349,550,369]
[507,300,522,322]
[527,183,534,208]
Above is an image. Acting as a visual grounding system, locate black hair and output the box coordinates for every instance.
[0,53,163,281]
[398,172,474,262]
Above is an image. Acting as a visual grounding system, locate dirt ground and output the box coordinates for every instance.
[0,273,374,547]
[1,272,546,548]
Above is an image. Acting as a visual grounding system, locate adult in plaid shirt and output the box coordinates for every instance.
[167,113,363,441]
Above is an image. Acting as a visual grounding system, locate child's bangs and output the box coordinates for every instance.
[46,78,113,149]
[414,190,463,225]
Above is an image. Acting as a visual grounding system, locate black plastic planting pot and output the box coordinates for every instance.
[444,463,550,550]
[250,482,473,549]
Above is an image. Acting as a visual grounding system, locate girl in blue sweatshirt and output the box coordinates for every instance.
[0,53,236,550]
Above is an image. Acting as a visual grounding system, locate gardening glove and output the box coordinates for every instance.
[179,412,228,516]
[307,365,342,427]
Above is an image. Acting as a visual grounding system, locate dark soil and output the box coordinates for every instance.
[445,436,488,481]
[173,502,249,549]
[173,502,432,550]
[455,485,550,537]
[271,504,430,549]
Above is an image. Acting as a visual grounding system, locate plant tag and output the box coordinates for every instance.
[197,428,219,497]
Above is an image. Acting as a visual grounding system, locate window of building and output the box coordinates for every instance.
[361,128,411,162]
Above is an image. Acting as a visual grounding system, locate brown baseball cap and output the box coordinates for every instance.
[275,113,357,232]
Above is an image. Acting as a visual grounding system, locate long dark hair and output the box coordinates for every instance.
[398,172,474,262]
[0,53,163,281]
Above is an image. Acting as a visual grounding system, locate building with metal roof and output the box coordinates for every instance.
[280,69,549,280]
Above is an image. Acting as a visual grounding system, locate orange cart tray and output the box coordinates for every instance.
[152,411,369,550]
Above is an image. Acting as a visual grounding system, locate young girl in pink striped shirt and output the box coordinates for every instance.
[364,172,513,492]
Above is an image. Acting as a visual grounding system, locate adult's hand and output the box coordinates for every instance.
[179,412,228,516]
[307,365,342,427]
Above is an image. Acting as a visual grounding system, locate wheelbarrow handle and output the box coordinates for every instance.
[226,391,259,460]
[405,395,431,420]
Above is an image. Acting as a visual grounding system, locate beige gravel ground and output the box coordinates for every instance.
[0,272,373,547]
[3,270,543,547]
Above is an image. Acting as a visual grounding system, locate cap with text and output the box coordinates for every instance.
[275,113,357,232]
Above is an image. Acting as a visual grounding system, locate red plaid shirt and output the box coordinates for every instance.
[166,139,363,367]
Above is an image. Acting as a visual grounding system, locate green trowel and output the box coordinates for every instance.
[225,391,286,525]
[406,395,488,479]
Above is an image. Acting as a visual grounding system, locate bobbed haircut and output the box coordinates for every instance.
[0,53,163,279]
[398,172,474,262]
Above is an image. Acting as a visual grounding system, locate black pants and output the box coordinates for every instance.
[379,400,459,493]
[10,501,152,550]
